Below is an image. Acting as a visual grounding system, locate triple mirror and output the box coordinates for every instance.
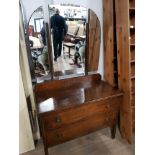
[28,4,101,83]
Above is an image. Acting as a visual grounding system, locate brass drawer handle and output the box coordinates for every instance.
[57,133,63,138]
[55,116,61,123]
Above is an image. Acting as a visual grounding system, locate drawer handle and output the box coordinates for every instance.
[57,133,63,138]
[55,116,61,123]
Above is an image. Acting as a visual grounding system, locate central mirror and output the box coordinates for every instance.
[49,4,87,79]
[28,4,101,83]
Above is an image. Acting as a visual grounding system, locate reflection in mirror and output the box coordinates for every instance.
[49,4,87,79]
[28,6,50,83]
[27,5,101,83]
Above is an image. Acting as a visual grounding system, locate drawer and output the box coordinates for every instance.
[43,97,121,130]
[46,112,117,147]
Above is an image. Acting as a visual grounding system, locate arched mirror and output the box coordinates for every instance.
[27,4,101,83]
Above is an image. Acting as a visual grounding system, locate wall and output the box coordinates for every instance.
[19,8,38,154]
[21,0,104,77]
[20,0,52,22]
[19,66,35,154]
[19,7,36,113]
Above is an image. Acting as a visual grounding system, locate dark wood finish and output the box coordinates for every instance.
[88,9,101,72]
[34,74,123,155]
[129,10,135,28]
[35,74,101,95]
[129,0,135,9]
[45,22,53,80]
[41,97,120,130]
[129,1,135,120]
[130,45,135,61]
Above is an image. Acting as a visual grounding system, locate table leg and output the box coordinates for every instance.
[111,124,117,139]
[44,145,49,155]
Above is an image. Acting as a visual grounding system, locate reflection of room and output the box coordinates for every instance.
[49,4,87,79]
[29,7,44,39]
[29,5,87,82]
[28,7,48,78]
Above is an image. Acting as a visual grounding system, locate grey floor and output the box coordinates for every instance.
[22,128,134,155]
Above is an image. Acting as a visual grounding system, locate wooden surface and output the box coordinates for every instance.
[103,0,115,86]
[115,0,135,142]
[36,82,123,114]
[45,111,119,147]
[35,74,101,95]
[42,97,119,130]
[34,74,123,155]
[88,9,101,72]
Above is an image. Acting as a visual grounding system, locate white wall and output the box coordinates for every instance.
[21,0,104,77]
[19,66,35,154]
[19,8,39,153]
[20,0,53,22]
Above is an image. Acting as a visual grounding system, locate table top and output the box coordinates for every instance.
[36,81,123,115]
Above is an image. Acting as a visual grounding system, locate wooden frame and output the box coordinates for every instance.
[103,0,115,86]
[103,0,135,143]
[115,0,135,143]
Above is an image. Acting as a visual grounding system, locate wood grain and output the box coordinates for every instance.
[103,0,115,86]
[45,112,119,147]
[88,10,101,72]
[115,0,135,143]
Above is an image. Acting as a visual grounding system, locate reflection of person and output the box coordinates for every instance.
[50,9,67,61]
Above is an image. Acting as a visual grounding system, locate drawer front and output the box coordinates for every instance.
[46,112,116,147]
[43,97,121,130]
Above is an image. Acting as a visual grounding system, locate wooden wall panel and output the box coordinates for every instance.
[115,0,132,143]
[103,0,115,86]
[88,10,101,72]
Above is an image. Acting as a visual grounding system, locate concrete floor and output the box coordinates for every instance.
[22,128,134,155]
